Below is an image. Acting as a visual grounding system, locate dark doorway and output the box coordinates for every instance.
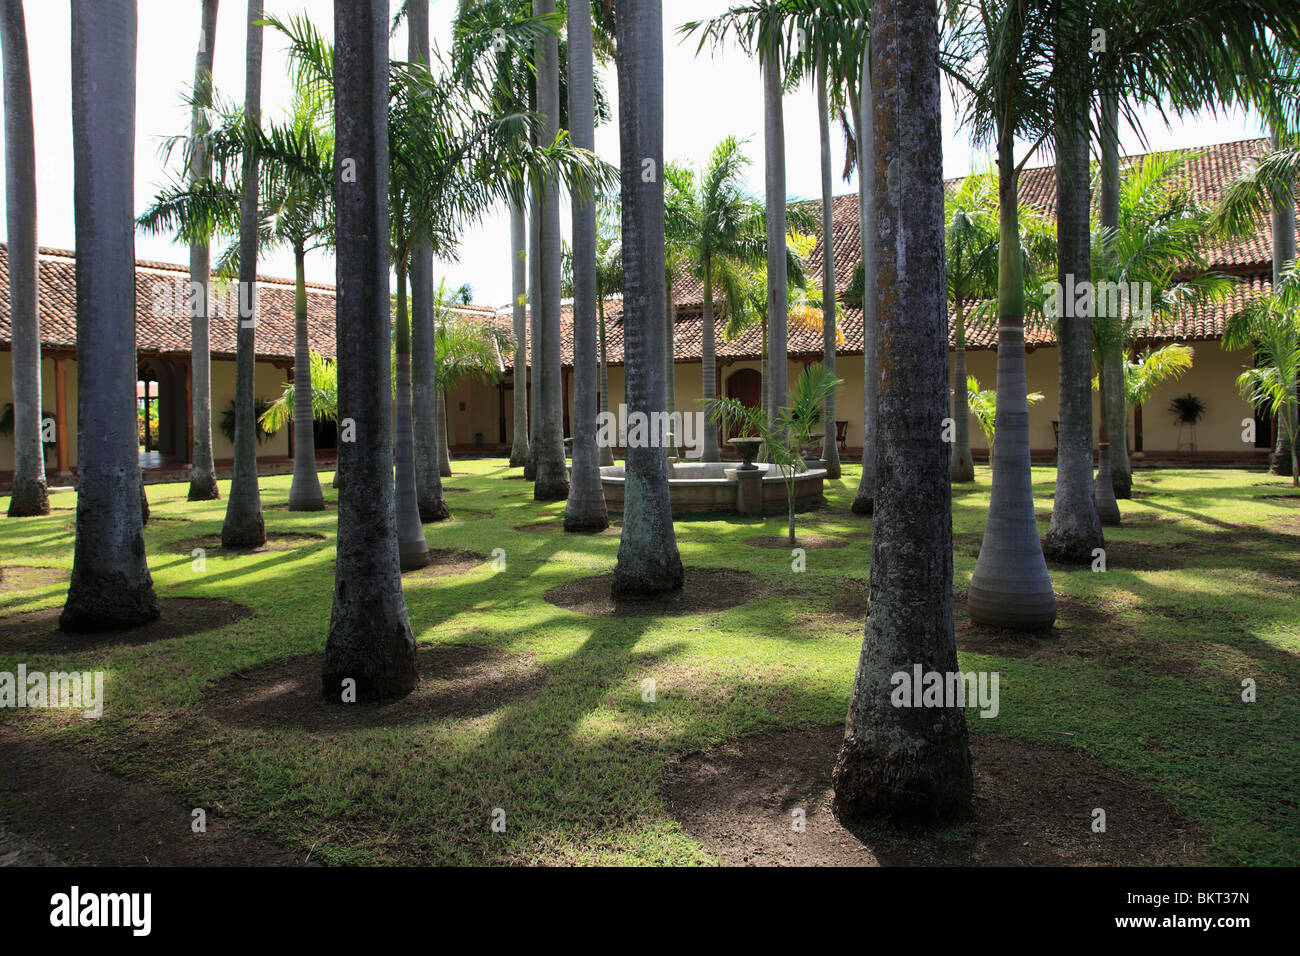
[726,367,762,410]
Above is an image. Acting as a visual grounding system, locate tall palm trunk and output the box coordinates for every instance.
[324,0,416,702]
[612,0,682,600]
[408,0,447,521]
[1,0,48,516]
[1097,90,1130,497]
[816,60,841,479]
[950,299,976,481]
[1044,22,1104,564]
[221,0,266,549]
[564,0,607,532]
[598,305,614,466]
[533,0,568,500]
[763,41,788,434]
[1270,121,1297,477]
[851,44,878,514]
[61,0,158,630]
[509,199,530,467]
[966,133,1056,630]
[524,186,541,481]
[664,276,679,457]
[700,253,720,462]
[287,240,324,510]
[438,387,452,476]
[394,264,430,570]
[832,0,971,823]
[187,0,221,502]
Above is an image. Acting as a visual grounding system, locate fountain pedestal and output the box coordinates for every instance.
[735,469,763,515]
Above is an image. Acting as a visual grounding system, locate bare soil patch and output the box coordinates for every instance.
[663,725,1205,866]
[265,500,337,511]
[205,643,546,732]
[174,532,328,555]
[0,598,253,655]
[0,727,308,866]
[545,569,767,617]
[404,549,489,579]
[0,566,67,593]
[746,535,847,549]
[440,508,493,521]
[515,520,621,537]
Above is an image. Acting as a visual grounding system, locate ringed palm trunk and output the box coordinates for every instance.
[664,276,679,458]
[394,265,430,570]
[1098,90,1130,497]
[61,0,159,630]
[408,0,447,521]
[563,0,607,532]
[1270,122,1297,477]
[966,133,1056,630]
[509,199,530,468]
[816,60,841,479]
[533,0,568,501]
[598,306,614,466]
[763,42,788,438]
[524,183,541,481]
[700,254,720,462]
[851,45,879,514]
[1,0,49,516]
[437,386,452,476]
[324,0,416,702]
[950,301,976,481]
[187,0,221,502]
[221,0,266,549]
[611,0,682,600]
[1044,40,1104,564]
[287,241,324,510]
[832,0,971,823]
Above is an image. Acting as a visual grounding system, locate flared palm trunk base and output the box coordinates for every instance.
[832,730,973,825]
[60,569,159,632]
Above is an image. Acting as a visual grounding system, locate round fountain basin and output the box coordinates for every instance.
[600,461,826,515]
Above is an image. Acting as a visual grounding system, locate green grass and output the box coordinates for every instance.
[1,462,1298,864]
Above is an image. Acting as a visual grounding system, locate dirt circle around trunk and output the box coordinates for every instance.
[0,565,68,593]
[174,532,329,555]
[515,520,621,537]
[746,534,847,550]
[0,597,254,655]
[264,500,337,512]
[545,569,767,617]
[204,643,546,731]
[663,725,1204,866]
[403,549,490,580]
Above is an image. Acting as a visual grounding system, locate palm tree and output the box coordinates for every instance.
[563,0,607,531]
[221,0,267,549]
[611,0,683,599]
[508,200,529,467]
[324,0,417,702]
[955,0,1057,630]
[187,0,222,502]
[594,200,622,466]
[850,33,877,515]
[832,0,972,824]
[1,0,48,517]
[60,0,159,631]
[1225,265,1300,486]
[967,373,1045,445]
[662,137,767,463]
[1043,1,1103,565]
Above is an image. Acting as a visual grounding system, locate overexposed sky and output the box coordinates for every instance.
[0,0,1269,306]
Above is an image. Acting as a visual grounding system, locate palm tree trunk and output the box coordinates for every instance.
[665,276,679,458]
[1044,25,1104,564]
[1098,90,1130,498]
[408,0,447,522]
[951,301,975,482]
[851,44,878,514]
[832,0,971,823]
[509,199,530,468]
[288,240,324,510]
[533,0,568,501]
[394,264,430,570]
[701,254,720,462]
[186,0,221,502]
[598,304,614,466]
[324,0,416,703]
[1,0,48,516]
[763,42,788,437]
[1270,121,1297,477]
[611,0,682,599]
[525,185,541,481]
[816,60,841,479]
[437,386,452,477]
[563,0,608,532]
[61,0,159,630]
[221,0,266,549]
[966,132,1057,630]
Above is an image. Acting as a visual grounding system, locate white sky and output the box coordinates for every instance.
[0,0,1268,307]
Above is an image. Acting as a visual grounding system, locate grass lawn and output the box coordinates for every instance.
[1,461,1298,865]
